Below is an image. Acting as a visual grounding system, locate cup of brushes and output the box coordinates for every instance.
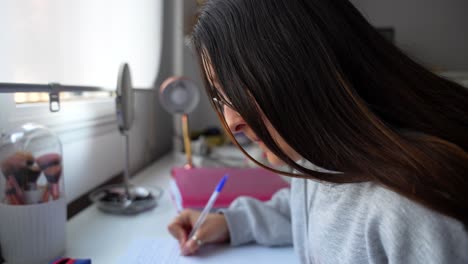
[0,123,66,264]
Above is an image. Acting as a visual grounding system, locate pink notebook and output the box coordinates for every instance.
[170,167,290,209]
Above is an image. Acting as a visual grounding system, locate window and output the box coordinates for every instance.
[0,0,162,122]
[0,0,162,90]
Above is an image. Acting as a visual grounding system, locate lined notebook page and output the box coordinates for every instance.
[119,238,298,264]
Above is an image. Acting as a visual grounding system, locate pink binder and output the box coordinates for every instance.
[170,167,290,209]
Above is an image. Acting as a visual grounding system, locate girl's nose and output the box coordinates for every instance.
[223,105,246,133]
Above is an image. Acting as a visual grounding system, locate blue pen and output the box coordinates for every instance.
[187,174,229,242]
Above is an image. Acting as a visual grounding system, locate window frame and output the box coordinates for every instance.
[2,92,116,144]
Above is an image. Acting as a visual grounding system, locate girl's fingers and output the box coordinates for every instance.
[167,219,188,246]
[182,231,203,256]
[167,209,199,246]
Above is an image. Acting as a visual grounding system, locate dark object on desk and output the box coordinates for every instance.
[67,172,124,218]
[89,184,163,215]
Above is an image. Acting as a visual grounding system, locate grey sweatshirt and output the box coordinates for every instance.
[223,178,468,263]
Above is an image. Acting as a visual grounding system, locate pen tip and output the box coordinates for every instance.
[216,174,228,192]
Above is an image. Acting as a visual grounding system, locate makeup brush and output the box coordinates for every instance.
[43,165,62,200]
[23,164,42,204]
[36,153,62,201]
[1,152,35,186]
[4,175,24,205]
[0,152,34,204]
[36,153,61,169]
[24,165,41,191]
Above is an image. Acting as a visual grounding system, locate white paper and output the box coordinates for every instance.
[119,238,298,264]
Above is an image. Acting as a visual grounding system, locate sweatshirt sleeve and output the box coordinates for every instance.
[221,187,292,247]
[365,188,468,264]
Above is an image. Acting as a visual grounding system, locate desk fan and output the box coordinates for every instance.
[159,77,200,168]
[89,63,160,214]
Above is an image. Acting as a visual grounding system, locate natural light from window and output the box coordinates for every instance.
[0,0,162,93]
[14,91,115,104]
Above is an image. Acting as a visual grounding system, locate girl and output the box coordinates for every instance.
[168,0,468,263]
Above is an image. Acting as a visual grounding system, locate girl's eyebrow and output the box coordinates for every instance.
[207,74,221,90]
[208,78,228,99]
[202,62,229,100]
[203,59,224,92]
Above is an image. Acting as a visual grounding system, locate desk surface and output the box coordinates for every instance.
[66,153,296,263]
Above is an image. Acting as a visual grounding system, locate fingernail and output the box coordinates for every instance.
[181,246,189,255]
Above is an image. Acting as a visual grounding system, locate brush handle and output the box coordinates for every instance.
[5,186,21,205]
[5,190,21,205]
[37,153,62,201]
[4,175,24,205]
[42,183,60,202]
[42,187,50,203]
[182,114,193,169]
[50,183,60,200]
[43,165,62,201]
[6,175,24,204]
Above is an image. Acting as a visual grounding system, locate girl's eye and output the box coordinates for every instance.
[212,97,234,113]
[212,97,225,112]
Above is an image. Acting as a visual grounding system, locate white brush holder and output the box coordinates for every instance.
[0,197,66,264]
[0,123,65,263]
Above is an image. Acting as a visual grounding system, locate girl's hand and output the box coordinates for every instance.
[167,209,230,255]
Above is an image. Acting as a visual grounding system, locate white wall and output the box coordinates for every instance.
[350,0,468,71]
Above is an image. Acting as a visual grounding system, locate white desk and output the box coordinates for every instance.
[66,153,296,263]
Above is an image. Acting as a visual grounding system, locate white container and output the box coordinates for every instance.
[0,198,66,264]
[0,123,66,263]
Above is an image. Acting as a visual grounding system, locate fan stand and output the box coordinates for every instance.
[159,76,200,170]
[181,113,193,169]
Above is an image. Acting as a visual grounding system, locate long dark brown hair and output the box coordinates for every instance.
[191,0,468,225]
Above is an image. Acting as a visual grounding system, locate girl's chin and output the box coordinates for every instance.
[265,152,286,166]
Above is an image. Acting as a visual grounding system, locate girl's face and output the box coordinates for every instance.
[205,62,301,166]
[220,102,301,166]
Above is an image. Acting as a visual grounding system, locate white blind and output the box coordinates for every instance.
[0,0,162,89]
